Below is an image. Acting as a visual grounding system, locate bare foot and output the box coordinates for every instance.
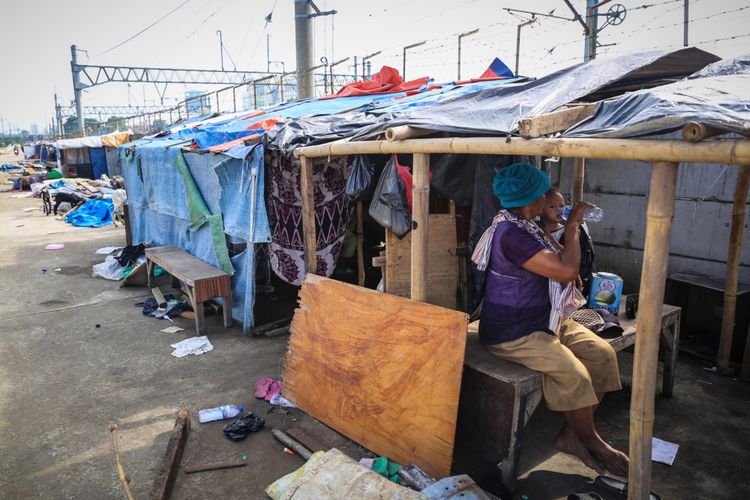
[588,440,629,478]
[554,425,606,474]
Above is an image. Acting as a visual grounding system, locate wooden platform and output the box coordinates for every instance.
[452,304,681,496]
[145,246,233,334]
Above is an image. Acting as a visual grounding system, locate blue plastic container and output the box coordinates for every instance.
[588,272,624,314]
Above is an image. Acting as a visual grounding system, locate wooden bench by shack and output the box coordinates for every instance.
[145,246,233,334]
[452,303,680,495]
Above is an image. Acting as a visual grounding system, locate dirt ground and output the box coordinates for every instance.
[1,152,749,499]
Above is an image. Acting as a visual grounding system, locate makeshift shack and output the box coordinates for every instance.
[292,51,750,499]
[119,47,750,497]
[56,131,131,179]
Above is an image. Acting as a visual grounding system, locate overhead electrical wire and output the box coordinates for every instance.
[246,0,280,69]
[96,0,193,57]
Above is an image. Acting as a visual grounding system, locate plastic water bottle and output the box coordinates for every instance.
[559,205,604,223]
[198,404,244,423]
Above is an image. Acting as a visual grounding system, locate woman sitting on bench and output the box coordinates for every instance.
[472,163,628,478]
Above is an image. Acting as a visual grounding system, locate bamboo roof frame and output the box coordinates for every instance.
[296,134,750,499]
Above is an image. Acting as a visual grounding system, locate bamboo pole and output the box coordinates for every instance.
[299,156,317,275]
[682,121,723,143]
[718,164,750,373]
[109,424,135,500]
[386,125,433,142]
[356,201,365,286]
[573,158,586,204]
[628,161,679,500]
[411,153,430,302]
[296,137,750,165]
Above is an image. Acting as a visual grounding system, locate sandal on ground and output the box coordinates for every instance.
[594,475,662,500]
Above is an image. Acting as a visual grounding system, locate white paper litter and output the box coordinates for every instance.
[171,336,213,358]
[652,437,679,466]
[96,246,122,255]
[269,394,297,408]
[161,326,185,334]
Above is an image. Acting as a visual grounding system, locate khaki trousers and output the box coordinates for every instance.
[485,319,622,411]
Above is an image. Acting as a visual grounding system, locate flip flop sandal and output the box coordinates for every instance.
[265,380,283,402]
[255,377,273,399]
[594,475,662,500]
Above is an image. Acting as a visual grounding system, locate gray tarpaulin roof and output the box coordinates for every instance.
[269,47,719,153]
[564,54,750,138]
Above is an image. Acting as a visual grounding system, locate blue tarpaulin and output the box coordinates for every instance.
[90,147,108,180]
[65,199,114,227]
[121,139,270,332]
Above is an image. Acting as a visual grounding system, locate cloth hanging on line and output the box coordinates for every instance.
[266,152,352,285]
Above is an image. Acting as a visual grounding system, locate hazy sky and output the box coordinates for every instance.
[1,0,747,132]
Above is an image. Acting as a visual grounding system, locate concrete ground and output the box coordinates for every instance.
[0,188,364,499]
[1,163,749,499]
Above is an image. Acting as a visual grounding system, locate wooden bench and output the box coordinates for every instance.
[452,304,681,497]
[145,246,233,334]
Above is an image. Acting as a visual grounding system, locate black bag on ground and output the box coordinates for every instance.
[222,412,265,441]
[368,156,411,237]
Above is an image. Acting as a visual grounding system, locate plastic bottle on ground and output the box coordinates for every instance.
[198,404,244,423]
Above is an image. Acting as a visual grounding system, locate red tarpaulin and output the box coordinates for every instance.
[323,66,429,99]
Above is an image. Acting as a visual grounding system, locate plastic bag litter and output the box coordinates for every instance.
[345,155,375,200]
[92,255,125,280]
[223,412,265,441]
[368,156,411,237]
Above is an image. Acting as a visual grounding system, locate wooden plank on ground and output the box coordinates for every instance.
[385,214,458,309]
[148,409,190,500]
[517,104,596,138]
[283,274,468,478]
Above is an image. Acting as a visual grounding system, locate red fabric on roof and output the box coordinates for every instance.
[206,133,261,153]
[322,65,429,98]
[246,117,281,131]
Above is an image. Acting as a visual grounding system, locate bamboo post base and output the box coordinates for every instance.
[628,161,679,500]
[718,164,750,373]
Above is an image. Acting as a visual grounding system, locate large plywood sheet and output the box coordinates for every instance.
[283,274,468,478]
[385,214,458,309]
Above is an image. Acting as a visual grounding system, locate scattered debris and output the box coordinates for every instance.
[109,424,135,500]
[283,448,295,455]
[223,412,266,441]
[198,404,244,423]
[265,448,424,500]
[269,394,296,408]
[161,326,185,334]
[185,457,248,474]
[652,437,679,466]
[271,429,313,460]
[44,243,64,250]
[96,246,122,255]
[170,336,213,358]
[149,409,190,500]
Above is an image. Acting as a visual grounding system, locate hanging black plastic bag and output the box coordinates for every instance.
[345,155,375,200]
[223,412,265,441]
[368,155,411,237]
